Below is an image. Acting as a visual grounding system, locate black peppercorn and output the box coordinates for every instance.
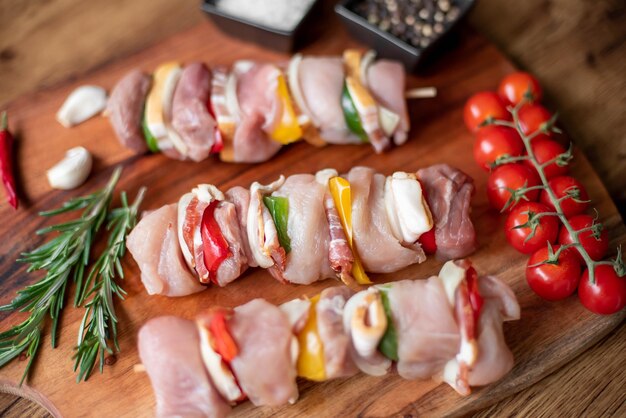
[353,0,464,50]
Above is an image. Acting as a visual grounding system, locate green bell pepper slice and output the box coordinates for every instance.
[263,195,291,254]
[378,287,399,361]
[341,82,368,143]
[141,107,160,153]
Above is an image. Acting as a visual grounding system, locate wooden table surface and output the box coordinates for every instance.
[0,0,624,417]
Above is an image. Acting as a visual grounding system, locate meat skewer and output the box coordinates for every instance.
[106,50,432,163]
[127,164,477,297]
[137,260,520,417]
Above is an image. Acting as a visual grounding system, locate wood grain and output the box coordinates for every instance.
[469,0,626,216]
[0,16,624,417]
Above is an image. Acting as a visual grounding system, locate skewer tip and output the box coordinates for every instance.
[405,87,437,99]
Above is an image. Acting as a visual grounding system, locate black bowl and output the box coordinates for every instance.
[335,0,475,72]
[201,0,322,53]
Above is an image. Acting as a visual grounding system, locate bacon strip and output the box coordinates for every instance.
[323,191,354,283]
[182,196,211,283]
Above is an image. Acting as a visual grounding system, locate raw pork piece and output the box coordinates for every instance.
[213,201,249,286]
[106,69,151,154]
[417,164,477,260]
[348,166,426,272]
[224,186,258,268]
[127,204,205,296]
[232,63,282,162]
[171,62,217,162]
[367,60,410,146]
[270,174,336,284]
[468,275,520,386]
[386,277,460,380]
[229,299,298,406]
[138,316,231,418]
[317,286,358,379]
[298,57,361,145]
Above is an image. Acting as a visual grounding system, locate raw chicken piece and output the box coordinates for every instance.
[224,186,258,268]
[348,166,426,272]
[317,286,358,379]
[214,201,249,286]
[232,113,282,162]
[232,63,282,162]
[229,299,298,406]
[417,164,477,260]
[299,57,361,145]
[171,62,217,162]
[127,204,205,296]
[138,316,231,418]
[270,174,336,284]
[386,277,460,380]
[468,275,520,386]
[106,69,151,154]
[366,60,409,146]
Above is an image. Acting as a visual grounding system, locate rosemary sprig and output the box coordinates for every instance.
[0,167,122,384]
[73,187,145,382]
[489,102,624,284]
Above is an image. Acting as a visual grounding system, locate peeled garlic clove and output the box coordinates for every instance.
[47,147,92,190]
[56,86,107,127]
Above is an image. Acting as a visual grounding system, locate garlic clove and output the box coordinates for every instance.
[56,86,108,128]
[47,147,93,190]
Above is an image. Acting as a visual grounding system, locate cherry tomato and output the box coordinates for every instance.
[498,72,543,105]
[524,138,569,179]
[578,265,626,315]
[540,176,589,217]
[526,245,581,301]
[505,202,560,254]
[473,126,524,171]
[558,214,609,263]
[487,164,541,211]
[518,104,553,138]
[464,92,510,133]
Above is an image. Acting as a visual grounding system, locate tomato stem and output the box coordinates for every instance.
[492,103,624,284]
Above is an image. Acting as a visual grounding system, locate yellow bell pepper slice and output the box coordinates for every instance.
[270,74,302,145]
[328,177,372,285]
[343,49,363,82]
[296,295,326,381]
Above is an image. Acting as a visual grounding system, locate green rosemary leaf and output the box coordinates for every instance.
[73,187,146,382]
[0,167,123,385]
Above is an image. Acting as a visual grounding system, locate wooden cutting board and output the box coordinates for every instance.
[0,16,624,418]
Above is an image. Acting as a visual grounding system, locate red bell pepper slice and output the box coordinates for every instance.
[207,95,224,154]
[201,201,231,284]
[418,228,437,255]
[417,180,436,254]
[208,308,238,363]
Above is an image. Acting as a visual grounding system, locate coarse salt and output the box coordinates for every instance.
[216,0,315,32]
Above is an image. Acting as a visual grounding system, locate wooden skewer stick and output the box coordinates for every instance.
[405,87,437,99]
[134,364,146,373]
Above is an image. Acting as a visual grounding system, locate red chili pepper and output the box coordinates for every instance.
[201,201,231,284]
[208,308,238,362]
[0,111,18,210]
[466,266,484,323]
